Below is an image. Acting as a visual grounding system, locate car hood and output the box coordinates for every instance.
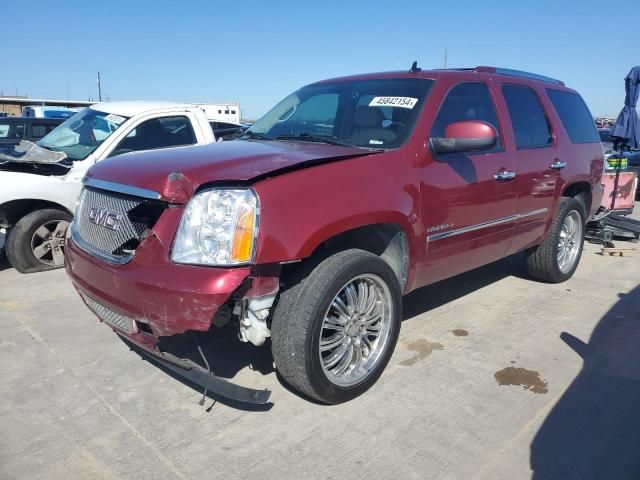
[0,140,69,166]
[85,140,378,203]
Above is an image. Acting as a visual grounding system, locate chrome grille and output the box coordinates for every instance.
[79,291,138,334]
[72,187,147,264]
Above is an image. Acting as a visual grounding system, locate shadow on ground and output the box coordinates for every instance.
[403,252,526,319]
[119,253,528,407]
[530,284,640,479]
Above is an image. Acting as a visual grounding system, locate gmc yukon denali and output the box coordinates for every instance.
[65,66,604,404]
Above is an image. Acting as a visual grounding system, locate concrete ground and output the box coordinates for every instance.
[1,215,640,480]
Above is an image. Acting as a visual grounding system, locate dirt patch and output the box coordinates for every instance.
[494,367,548,394]
[452,329,469,337]
[399,339,444,366]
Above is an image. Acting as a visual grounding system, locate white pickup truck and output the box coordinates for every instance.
[0,101,235,273]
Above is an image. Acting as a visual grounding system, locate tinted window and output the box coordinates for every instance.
[216,122,239,129]
[0,122,25,139]
[431,82,501,147]
[502,85,552,149]
[30,123,54,139]
[598,129,612,143]
[113,116,196,155]
[546,89,599,144]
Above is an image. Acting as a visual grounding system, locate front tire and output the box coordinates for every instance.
[271,249,402,404]
[6,209,72,273]
[526,197,586,283]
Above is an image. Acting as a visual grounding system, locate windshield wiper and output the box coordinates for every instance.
[276,133,353,147]
[240,131,273,141]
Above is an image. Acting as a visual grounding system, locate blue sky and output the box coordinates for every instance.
[0,0,635,119]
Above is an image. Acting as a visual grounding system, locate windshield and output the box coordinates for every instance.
[244,78,434,149]
[38,108,128,160]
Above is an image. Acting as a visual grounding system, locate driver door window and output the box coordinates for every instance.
[111,116,196,156]
[431,82,502,150]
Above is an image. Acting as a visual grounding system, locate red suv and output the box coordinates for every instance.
[65,66,604,404]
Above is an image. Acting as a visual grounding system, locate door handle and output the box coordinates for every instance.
[550,160,567,170]
[494,169,516,182]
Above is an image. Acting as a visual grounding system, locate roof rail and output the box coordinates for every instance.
[474,66,565,86]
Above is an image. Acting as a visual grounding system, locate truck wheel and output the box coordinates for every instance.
[525,197,586,283]
[271,249,402,404]
[6,209,72,273]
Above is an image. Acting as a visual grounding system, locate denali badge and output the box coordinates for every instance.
[427,223,455,233]
[88,207,122,230]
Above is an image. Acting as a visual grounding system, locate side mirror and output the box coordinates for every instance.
[429,120,498,154]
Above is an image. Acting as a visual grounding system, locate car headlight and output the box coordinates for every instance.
[171,188,259,266]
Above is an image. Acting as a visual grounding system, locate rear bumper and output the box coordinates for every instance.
[65,235,250,338]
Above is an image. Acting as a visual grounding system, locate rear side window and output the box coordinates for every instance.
[0,122,25,139]
[431,82,502,147]
[546,89,599,144]
[502,85,552,149]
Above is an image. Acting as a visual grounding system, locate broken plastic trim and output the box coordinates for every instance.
[120,335,272,405]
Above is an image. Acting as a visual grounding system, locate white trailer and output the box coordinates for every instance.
[194,102,241,124]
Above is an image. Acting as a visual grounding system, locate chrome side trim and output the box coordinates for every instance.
[518,208,549,219]
[84,178,162,200]
[427,208,548,242]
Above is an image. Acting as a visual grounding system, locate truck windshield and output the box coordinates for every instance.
[244,78,434,150]
[38,108,128,160]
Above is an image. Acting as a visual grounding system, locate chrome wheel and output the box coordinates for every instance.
[557,210,582,274]
[30,220,69,267]
[319,273,393,387]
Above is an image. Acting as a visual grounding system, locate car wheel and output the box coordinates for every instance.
[271,249,402,404]
[6,209,72,273]
[525,197,586,283]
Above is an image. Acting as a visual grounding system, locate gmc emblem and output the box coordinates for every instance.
[88,207,122,230]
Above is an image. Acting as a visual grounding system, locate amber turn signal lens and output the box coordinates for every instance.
[231,204,256,262]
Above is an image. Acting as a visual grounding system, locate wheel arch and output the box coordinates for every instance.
[561,181,592,214]
[0,199,73,229]
[295,222,411,291]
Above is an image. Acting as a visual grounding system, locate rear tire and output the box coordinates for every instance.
[6,209,72,273]
[526,197,586,283]
[271,249,402,404]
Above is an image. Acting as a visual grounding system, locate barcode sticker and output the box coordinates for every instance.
[105,113,126,125]
[369,96,418,109]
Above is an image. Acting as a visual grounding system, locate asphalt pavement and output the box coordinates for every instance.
[1,213,639,480]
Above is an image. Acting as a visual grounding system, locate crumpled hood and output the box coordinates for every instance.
[86,140,376,203]
[0,140,68,166]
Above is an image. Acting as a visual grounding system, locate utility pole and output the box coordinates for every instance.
[65,82,70,100]
[444,46,448,69]
[97,72,102,102]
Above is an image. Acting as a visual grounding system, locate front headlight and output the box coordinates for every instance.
[171,188,259,266]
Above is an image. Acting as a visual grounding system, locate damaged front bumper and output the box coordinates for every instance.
[120,334,271,405]
[66,235,273,405]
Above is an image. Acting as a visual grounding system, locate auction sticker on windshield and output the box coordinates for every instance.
[369,97,418,109]
[105,113,126,125]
